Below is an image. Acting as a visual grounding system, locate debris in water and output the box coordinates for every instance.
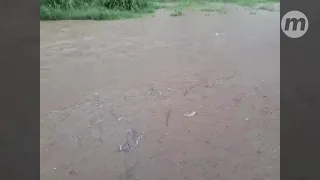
[67,169,79,175]
[245,118,249,121]
[118,128,144,152]
[165,108,171,127]
[262,106,272,114]
[215,33,219,36]
[118,161,139,180]
[184,87,193,96]
[180,159,185,164]
[183,111,196,117]
[118,117,125,121]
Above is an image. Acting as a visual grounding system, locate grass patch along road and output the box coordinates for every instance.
[166,0,278,17]
[40,0,160,20]
[170,8,183,16]
[40,0,279,20]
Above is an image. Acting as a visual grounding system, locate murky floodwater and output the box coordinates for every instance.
[41,6,279,180]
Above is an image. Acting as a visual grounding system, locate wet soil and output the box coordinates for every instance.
[41,6,280,180]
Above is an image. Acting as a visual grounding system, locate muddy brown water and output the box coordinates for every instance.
[41,6,280,180]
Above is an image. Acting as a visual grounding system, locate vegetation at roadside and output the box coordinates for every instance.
[199,3,226,13]
[166,0,279,17]
[40,0,160,20]
[170,8,183,16]
[230,0,279,6]
[40,0,279,20]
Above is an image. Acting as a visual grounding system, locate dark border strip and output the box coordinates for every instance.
[281,0,320,179]
[0,1,40,180]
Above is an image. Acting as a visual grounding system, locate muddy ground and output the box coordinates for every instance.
[40,5,280,180]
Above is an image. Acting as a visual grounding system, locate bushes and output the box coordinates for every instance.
[40,0,156,20]
[97,0,149,11]
[40,0,149,11]
[40,0,280,20]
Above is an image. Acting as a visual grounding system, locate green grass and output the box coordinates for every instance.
[167,0,225,15]
[167,0,279,16]
[41,6,133,20]
[220,0,279,6]
[196,2,226,13]
[40,0,160,20]
[169,0,185,16]
[40,0,279,20]
[170,8,183,16]
[40,5,159,20]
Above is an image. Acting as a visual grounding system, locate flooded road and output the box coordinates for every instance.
[41,6,280,180]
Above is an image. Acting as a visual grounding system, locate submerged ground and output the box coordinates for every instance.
[41,5,280,180]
